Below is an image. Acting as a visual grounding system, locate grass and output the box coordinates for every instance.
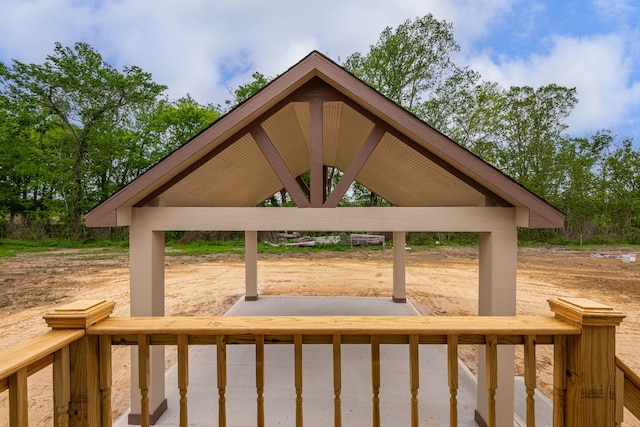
[3,237,636,259]
[165,240,387,256]
[0,238,128,258]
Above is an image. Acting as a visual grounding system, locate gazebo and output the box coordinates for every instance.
[86,51,564,425]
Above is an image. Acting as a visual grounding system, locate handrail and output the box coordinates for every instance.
[87,315,581,340]
[89,315,581,427]
[0,299,631,427]
[616,356,640,420]
[0,329,84,392]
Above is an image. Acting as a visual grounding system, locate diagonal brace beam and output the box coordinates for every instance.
[324,125,386,208]
[250,124,310,208]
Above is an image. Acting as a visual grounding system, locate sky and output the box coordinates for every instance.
[0,0,639,145]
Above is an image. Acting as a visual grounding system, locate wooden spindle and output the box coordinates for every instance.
[333,334,342,427]
[9,367,28,427]
[447,335,459,427]
[615,366,624,427]
[256,334,265,427]
[53,346,70,427]
[138,334,150,427]
[295,334,303,427]
[371,335,381,427]
[99,335,112,427]
[217,335,227,427]
[409,334,419,427]
[177,334,189,427]
[486,334,498,427]
[553,335,567,427]
[524,335,536,427]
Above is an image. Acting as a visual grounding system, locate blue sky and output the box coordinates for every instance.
[0,0,638,144]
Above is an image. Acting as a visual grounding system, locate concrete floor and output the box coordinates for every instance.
[115,296,552,426]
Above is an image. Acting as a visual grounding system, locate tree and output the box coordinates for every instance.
[224,71,271,111]
[1,42,167,237]
[492,84,577,199]
[343,14,463,113]
[556,131,611,239]
[600,138,640,240]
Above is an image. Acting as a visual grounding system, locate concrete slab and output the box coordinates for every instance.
[115,296,551,426]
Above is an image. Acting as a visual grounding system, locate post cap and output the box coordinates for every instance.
[548,297,625,326]
[44,300,115,329]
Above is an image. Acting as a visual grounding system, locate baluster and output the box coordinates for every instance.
[177,334,189,427]
[615,366,624,427]
[138,334,150,427]
[409,334,419,427]
[53,346,70,427]
[333,334,342,427]
[485,334,498,427]
[256,334,265,427]
[99,335,112,427]
[294,334,303,427]
[524,335,536,427]
[217,335,227,427]
[9,367,28,427]
[447,335,459,427]
[553,335,566,427]
[371,335,381,427]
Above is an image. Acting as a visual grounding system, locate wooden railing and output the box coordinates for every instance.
[616,356,640,423]
[0,298,636,427]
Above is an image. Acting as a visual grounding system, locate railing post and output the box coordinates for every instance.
[549,298,625,427]
[44,300,115,427]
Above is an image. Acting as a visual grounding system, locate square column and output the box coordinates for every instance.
[128,209,167,424]
[245,230,258,301]
[392,231,406,303]
[476,229,517,426]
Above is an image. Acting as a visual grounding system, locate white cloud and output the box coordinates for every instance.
[6,0,637,140]
[0,0,516,105]
[468,33,640,137]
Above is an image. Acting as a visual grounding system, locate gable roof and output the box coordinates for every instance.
[85,51,564,229]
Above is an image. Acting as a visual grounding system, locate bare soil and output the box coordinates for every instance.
[0,246,639,425]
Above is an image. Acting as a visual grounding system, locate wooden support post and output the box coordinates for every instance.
[44,300,115,427]
[245,230,258,301]
[294,334,303,427]
[447,335,459,427]
[129,210,167,424]
[409,334,419,427]
[392,231,406,303]
[9,368,28,427]
[477,229,517,427]
[553,335,567,427]
[371,335,381,427]
[217,335,227,427]
[53,347,71,427]
[177,335,189,427]
[99,335,112,427]
[549,298,625,427]
[256,335,265,427]
[332,334,342,427]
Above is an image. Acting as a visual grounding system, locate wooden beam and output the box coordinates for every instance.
[324,125,385,208]
[310,98,324,207]
[128,206,518,232]
[250,125,310,208]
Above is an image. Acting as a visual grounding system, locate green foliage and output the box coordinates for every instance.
[0,42,221,241]
[1,26,640,245]
[0,238,127,257]
[343,14,461,112]
[0,42,167,238]
[224,71,272,111]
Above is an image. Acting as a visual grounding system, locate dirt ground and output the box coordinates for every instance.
[0,245,639,425]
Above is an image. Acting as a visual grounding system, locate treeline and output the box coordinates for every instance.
[1,15,639,244]
[0,43,220,240]
[342,15,640,244]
